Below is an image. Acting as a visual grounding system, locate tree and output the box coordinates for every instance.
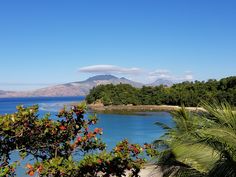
[85,76,236,107]
[154,101,236,177]
[0,103,153,177]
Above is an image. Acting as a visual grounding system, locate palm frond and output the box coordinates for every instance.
[155,121,171,130]
[208,158,236,177]
[172,142,219,173]
[201,100,236,129]
[199,127,236,150]
[154,101,236,177]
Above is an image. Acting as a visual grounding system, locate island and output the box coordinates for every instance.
[86,76,236,113]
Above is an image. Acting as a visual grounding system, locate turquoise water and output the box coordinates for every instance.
[97,112,172,148]
[0,96,173,176]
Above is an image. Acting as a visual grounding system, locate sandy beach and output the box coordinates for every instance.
[124,165,163,177]
[137,165,162,177]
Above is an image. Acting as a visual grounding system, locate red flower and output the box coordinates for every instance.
[37,165,43,173]
[26,164,34,176]
[87,132,95,139]
[77,136,82,142]
[97,159,102,164]
[28,170,34,176]
[59,125,66,130]
[130,145,140,154]
[26,163,33,170]
[94,128,103,134]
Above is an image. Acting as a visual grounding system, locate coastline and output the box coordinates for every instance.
[87,104,206,113]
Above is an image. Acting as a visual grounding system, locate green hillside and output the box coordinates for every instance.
[86,76,236,107]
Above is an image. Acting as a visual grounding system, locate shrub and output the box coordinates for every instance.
[0,103,154,177]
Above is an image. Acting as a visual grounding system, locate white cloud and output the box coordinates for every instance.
[79,65,143,75]
[149,69,172,79]
[148,69,194,83]
[182,71,194,81]
[78,65,194,84]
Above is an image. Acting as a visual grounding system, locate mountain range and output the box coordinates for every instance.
[0,75,173,98]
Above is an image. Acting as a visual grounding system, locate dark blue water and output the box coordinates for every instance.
[0,96,85,115]
[0,96,173,176]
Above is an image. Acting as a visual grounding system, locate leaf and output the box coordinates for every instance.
[155,121,171,130]
[68,155,73,162]
[20,151,27,159]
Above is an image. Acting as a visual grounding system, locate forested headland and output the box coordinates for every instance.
[86,76,236,107]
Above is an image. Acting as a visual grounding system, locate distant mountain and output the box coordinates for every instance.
[0,90,16,96]
[69,74,143,89]
[0,75,176,98]
[0,75,144,98]
[82,75,118,82]
[149,79,173,87]
[0,90,6,95]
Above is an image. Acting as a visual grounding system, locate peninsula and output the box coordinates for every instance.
[86,76,236,112]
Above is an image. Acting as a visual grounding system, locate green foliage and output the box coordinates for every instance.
[0,103,154,176]
[86,84,141,106]
[154,101,236,177]
[86,76,236,107]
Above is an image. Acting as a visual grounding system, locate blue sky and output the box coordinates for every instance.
[0,0,235,90]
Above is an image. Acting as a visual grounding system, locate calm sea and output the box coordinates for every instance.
[0,96,173,176]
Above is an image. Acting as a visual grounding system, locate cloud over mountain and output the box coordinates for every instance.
[148,69,194,83]
[149,69,171,79]
[78,65,194,84]
[79,65,143,75]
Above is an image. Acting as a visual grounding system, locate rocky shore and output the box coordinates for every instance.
[88,103,206,113]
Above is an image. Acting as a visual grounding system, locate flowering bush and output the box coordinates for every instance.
[0,103,156,176]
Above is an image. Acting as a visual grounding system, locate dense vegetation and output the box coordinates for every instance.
[154,101,236,177]
[86,76,236,107]
[0,103,156,176]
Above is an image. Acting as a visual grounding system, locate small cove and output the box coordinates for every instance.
[0,96,173,176]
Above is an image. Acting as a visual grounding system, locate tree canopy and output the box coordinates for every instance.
[86,76,236,107]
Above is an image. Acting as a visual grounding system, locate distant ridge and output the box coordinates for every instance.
[0,75,177,98]
[0,90,14,96]
[84,75,118,82]
[149,79,173,87]
[0,75,144,98]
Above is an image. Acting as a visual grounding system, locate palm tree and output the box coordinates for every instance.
[154,101,236,177]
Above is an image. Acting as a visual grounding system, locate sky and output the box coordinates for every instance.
[0,0,236,91]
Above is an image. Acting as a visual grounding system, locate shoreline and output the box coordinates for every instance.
[127,164,162,177]
[87,104,206,113]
